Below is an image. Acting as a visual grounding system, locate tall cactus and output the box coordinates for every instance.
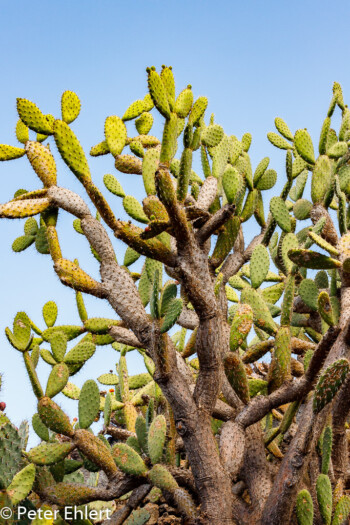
[1,71,350,525]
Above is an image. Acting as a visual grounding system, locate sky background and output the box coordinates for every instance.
[0,0,349,446]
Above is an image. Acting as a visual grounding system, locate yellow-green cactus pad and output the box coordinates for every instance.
[61,91,81,124]
[250,244,269,289]
[25,141,57,187]
[313,359,350,413]
[147,68,171,119]
[53,120,91,182]
[0,144,26,161]
[103,173,125,197]
[174,86,193,118]
[38,396,74,436]
[122,99,147,121]
[115,154,142,174]
[135,112,154,135]
[27,442,75,465]
[17,98,53,135]
[267,132,292,150]
[270,196,291,232]
[123,195,149,223]
[104,115,127,157]
[112,443,148,475]
[274,117,293,141]
[90,140,110,156]
[188,96,208,125]
[78,379,100,429]
[42,301,58,328]
[160,66,176,110]
[287,249,341,270]
[54,258,104,295]
[6,463,36,506]
[294,129,315,164]
[64,340,96,364]
[45,363,69,398]
[15,119,29,144]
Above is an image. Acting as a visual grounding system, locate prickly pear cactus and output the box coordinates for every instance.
[2,71,350,524]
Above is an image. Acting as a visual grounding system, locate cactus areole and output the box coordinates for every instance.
[1,70,350,524]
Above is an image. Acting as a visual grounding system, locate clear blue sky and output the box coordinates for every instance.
[0,0,349,445]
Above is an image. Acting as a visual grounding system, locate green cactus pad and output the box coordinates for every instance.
[313,359,350,413]
[261,282,285,304]
[15,119,29,143]
[42,301,58,329]
[16,98,53,134]
[224,352,250,403]
[296,489,314,525]
[229,304,253,351]
[53,120,91,182]
[90,140,110,156]
[222,166,244,204]
[112,443,147,475]
[294,129,315,164]
[255,168,277,191]
[123,195,149,223]
[174,86,193,118]
[64,341,96,364]
[253,157,270,186]
[124,509,151,525]
[6,463,36,506]
[135,112,154,135]
[211,135,231,179]
[318,291,335,326]
[27,442,74,465]
[280,233,298,274]
[97,373,119,385]
[5,312,32,352]
[103,174,125,197]
[321,425,333,475]
[201,124,224,148]
[311,155,332,204]
[147,68,171,119]
[32,413,50,441]
[327,141,348,158]
[38,397,74,436]
[241,287,277,335]
[12,234,36,252]
[34,226,49,254]
[50,331,67,362]
[122,99,147,121]
[293,199,312,220]
[332,495,350,525]
[267,132,292,150]
[0,422,23,490]
[288,249,341,270]
[188,96,208,125]
[104,115,127,157]
[103,392,112,427]
[135,415,148,454]
[148,464,178,491]
[299,279,318,311]
[250,244,269,289]
[45,363,69,398]
[79,379,100,429]
[148,414,166,464]
[268,326,291,392]
[274,117,293,141]
[61,91,81,124]
[160,298,183,333]
[270,197,291,232]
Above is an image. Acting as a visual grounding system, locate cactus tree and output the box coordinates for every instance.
[1,69,350,524]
